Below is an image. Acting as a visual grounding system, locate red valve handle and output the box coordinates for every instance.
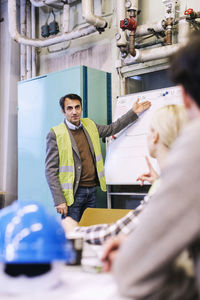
[184,8,194,15]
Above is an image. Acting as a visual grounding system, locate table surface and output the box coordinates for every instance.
[0,264,129,300]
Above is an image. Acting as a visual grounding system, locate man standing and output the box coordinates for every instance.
[45,93,151,221]
[102,33,200,299]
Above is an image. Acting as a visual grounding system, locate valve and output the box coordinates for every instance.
[184,8,194,15]
[120,17,137,31]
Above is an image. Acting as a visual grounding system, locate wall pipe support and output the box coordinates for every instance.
[82,0,107,29]
[8,0,97,47]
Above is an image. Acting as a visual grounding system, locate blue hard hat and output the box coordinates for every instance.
[0,200,75,264]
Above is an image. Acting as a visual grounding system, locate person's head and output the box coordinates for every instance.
[59,94,82,126]
[169,32,200,120]
[147,105,187,159]
[0,201,75,278]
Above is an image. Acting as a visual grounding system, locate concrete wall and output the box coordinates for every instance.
[0,0,20,205]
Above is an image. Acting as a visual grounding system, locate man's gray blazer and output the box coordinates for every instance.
[45,109,138,207]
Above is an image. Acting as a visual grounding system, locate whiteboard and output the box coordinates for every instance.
[105,86,183,185]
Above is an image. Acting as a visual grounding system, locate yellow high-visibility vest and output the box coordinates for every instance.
[51,119,106,206]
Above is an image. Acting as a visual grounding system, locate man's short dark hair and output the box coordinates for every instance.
[169,32,200,107]
[59,94,82,111]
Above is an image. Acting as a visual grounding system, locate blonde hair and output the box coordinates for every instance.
[150,104,187,148]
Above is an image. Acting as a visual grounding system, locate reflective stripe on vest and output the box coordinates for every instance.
[81,118,106,192]
[51,123,75,206]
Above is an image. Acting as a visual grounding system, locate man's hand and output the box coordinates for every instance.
[133,99,151,114]
[56,202,68,216]
[101,235,127,272]
[136,156,158,185]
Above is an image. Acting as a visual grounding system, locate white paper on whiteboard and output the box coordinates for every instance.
[105,86,183,185]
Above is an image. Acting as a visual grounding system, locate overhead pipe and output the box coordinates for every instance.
[118,0,138,57]
[123,43,180,65]
[120,0,190,66]
[82,0,107,29]
[29,0,63,9]
[165,17,173,45]
[26,1,32,79]
[116,0,127,47]
[20,0,26,80]
[122,17,189,66]
[135,21,165,37]
[178,1,190,44]
[8,0,97,47]
[135,38,165,49]
[127,0,138,57]
[31,3,36,77]
[62,4,70,33]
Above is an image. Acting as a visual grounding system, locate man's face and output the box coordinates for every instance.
[63,98,82,126]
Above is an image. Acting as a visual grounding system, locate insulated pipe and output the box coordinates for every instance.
[26,1,32,79]
[178,0,190,44]
[127,0,139,13]
[31,4,36,77]
[135,21,165,37]
[116,0,128,47]
[20,0,26,80]
[8,0,97,47]
[122,10,191,66]
[29,0,63,9]
[62,4,70,33]
[123,44,180,65]
[82,0,107,28]
[127,0,138,56]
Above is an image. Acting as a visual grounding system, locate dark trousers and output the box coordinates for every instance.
[62,186,97,222]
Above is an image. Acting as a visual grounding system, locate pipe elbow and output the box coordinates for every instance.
[123,49,141,65]
[83,12,107,28]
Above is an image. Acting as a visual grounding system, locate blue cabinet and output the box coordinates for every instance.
[18,66,111,213]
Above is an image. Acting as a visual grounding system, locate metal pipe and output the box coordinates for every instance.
[128,0,138,57]
[82,0,107,28]
[20,0,26,80]
[135,38,164,49]
[123,44,180,65]
[116,0,127,47]
[30,0,63,9]
[128,0,138,11]
[165,17,173,45]
[129,31,136,56]
[8,0,97,47]
[178,0,190,44]
[26,1,32,79]
[62,4,70,33]
[31,4,36,77]
[135,21,165,37]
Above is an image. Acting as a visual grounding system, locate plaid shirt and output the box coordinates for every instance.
[68,196,150,245]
